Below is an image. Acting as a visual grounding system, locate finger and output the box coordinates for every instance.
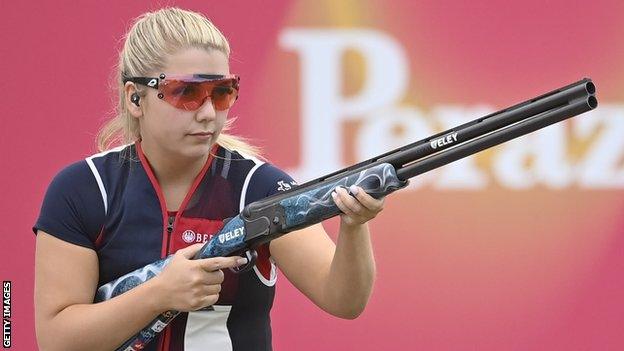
[331,189,358,217]
[336,186,364,213]
[198,256,248,272]
[202,284,222,295]
[349,185,384,212]
[176,243,204,259]
[203,269,224,284]
[196,294,219,310]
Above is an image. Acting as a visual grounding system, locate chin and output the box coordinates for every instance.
[181,141,215,158]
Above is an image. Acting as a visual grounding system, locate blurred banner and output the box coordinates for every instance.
[2,1,623,350]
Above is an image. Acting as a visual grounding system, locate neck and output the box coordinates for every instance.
[138,140,210,186]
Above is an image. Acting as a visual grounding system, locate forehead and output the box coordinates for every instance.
[162,47,230,76]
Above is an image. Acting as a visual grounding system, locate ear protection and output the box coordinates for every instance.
[131,93,140,107]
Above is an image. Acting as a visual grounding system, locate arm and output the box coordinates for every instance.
[270,185,382,319]
[35,231,165,351]
[35,231,243,351]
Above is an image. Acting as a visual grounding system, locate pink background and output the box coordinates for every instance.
[2,1,623,350]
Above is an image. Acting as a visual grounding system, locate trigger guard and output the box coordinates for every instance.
[230,249,258,274]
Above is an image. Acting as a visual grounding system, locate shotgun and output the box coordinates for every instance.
[96,78,597,351]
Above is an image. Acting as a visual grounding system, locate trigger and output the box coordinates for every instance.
[230,250,258,274]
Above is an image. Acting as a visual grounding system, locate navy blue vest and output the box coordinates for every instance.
[35,142,297,351]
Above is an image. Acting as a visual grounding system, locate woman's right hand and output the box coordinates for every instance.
[153,244,246,312]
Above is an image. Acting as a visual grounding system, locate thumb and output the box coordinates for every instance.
[175,243,204,259]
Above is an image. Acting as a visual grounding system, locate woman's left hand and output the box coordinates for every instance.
[331,185,385,228]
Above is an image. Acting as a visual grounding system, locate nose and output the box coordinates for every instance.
[195,95,217,122]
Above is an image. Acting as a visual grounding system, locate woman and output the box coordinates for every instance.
[33,7,384,351]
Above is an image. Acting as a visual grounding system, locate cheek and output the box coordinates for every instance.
[216,112,229,129]
[142,111,185,136]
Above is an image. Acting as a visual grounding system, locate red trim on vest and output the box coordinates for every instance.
[136,142,219,351]
[168,146,217,254]
[135,142,170,259]
[94,226,105,249]
[135,142,217,257]
[162,327,171,351]
[255,244,272,279]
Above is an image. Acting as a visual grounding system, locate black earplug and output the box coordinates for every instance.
[131,93,140,107]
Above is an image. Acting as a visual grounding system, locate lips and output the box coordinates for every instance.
[189,132,214,136]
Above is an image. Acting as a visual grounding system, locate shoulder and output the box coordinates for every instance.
[250,163,297,194]
[44,144,136,216]
[245,162,297,205]
[48,159,97,195]
[44,148,120,215]
[223,147,297,202]
[50,145,133,196]
[84,144,136,171]
[34,159,106,248]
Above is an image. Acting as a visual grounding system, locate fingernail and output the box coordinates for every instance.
[237,257,248,266]
[349,185,359,195]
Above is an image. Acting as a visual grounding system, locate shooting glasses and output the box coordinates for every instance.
[123,73,240,111]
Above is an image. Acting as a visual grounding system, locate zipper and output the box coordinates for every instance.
[166,215,175,255]
[161,215,175,351]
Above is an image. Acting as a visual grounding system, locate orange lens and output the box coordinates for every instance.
[159,78,239,111]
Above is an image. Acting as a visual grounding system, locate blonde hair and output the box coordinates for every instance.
[97,7,261,158]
